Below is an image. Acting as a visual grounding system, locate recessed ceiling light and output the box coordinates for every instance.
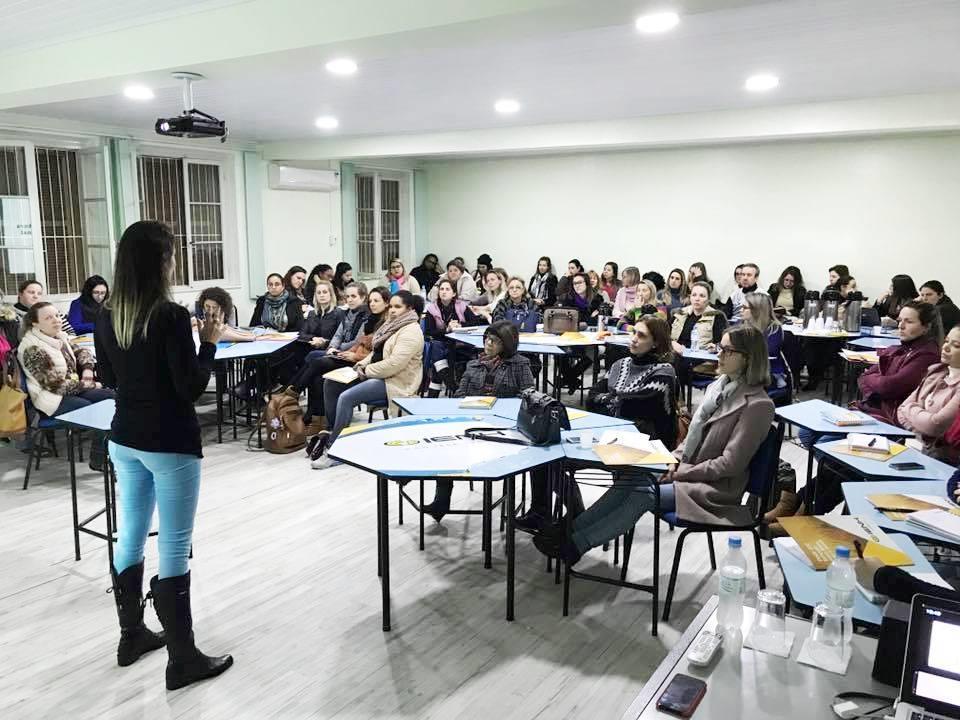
[325,58,358,76]
[745,73,780,92]
[315,115,339,130]
[494,98,520,114]
[635,11,680,34]
[123,85,154,100]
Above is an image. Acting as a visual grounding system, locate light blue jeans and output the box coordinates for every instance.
[324,378,387,446]
[109,441,201,579]
[571,480,675,554]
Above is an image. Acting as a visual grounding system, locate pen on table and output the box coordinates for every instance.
[852,540,864,559]
[867,437,877,447]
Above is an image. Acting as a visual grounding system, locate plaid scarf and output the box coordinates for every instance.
[371,309,419,349]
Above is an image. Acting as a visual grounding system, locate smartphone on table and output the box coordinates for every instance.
[890,462,924,471]
[656,673,707,717]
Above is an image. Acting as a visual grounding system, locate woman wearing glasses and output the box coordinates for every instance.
[385,258,421,296]
[533,325,775,567]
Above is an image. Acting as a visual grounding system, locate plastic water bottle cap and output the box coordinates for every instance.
[836,546,850,558]
[728,537,741,548]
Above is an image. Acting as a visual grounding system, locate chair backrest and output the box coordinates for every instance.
[860,306,881,328]
[745,423,785,519]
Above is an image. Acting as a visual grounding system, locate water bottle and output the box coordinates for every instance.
[690,324,701,350]
[717,536,747,634]
[825,546,855,645]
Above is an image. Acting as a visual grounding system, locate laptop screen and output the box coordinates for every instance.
[901,595,960,718]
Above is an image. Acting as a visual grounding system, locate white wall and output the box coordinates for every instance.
[424,134,960,302]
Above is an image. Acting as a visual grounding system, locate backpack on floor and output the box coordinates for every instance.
[256,392,306,454]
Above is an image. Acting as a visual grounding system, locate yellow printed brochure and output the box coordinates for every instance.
[323,366,360,384]
[459,396,497,409]
[778,515,913,571]
[592,430,677,466]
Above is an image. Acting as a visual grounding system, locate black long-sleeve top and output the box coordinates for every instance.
[297,308,344,344]
[875,566,959,604]
[94,303,214,457]
[423,302,482,340]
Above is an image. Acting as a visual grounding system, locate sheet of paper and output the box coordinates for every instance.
[323,366,359,384]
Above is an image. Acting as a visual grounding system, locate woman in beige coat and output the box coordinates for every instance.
[534,325,775,566]
[311,290,423,470]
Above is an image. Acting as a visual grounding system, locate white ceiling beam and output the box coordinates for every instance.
[259,91,960,161]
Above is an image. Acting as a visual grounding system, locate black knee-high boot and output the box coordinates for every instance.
[111,561,166,667]
[422,480,453,522]
[148,572,233,690]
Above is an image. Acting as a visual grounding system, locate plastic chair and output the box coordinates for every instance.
[18,360,65,490]
[657,422,784,621]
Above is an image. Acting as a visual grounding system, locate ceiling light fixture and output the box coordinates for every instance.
[325,58,358,75]
[745,73,780,92]
[635,11,680,34]
[314,115,339,130]
[494,98,520,114]
[123,85,154,100]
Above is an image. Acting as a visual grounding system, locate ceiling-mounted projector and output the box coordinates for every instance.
[155,72,228,142]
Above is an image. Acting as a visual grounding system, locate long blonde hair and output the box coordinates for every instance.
[313,279,338,316]
[744,292,780,334]
[109,221,174,349]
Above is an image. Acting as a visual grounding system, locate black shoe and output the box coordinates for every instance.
[111,562,165,667]
[421,498,450,523]
[308,431,331,461]
[533,533,562,558]
[513,509,549,533]
[148,573,233,691]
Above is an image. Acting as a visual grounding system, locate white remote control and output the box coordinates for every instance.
[687,630,723,666]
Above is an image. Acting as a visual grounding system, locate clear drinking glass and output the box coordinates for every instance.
[809,603,846,665]
[750,589,787,653]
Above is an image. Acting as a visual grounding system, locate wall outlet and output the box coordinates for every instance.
[329,234,337,246]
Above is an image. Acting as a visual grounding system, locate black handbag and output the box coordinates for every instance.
[466,389,570,447]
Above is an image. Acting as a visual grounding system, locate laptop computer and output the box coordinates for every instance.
[895,594,960,720]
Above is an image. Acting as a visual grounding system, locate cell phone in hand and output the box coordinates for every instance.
[656,673,707,717]
[890,462,924,471]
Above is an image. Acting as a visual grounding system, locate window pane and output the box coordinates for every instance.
[0,146,36,296]
[137,156,188,286]
[35,147,87,295]
[188,163,224,282]
[380,179,400,272]
[356,175,375,275]
[79,149,112,284]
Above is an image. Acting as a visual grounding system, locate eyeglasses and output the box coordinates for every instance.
[717,345,746,357]
[390,264,402,269]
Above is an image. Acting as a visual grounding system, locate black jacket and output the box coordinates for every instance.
[527,273,558,307]
[767,282,806,316]
[95,303,213,457]
[249,294,304,331]
[937,296,960,332]
[297,308,344,344]
[454,354,535,398]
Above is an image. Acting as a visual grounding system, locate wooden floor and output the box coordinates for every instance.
[0,399,810,720]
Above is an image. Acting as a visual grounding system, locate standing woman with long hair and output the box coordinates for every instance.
[94,221,232,690]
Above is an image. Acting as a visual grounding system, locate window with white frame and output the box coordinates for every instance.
[355,172,406,276]
[137,155,225,287]
[0,142,112,298]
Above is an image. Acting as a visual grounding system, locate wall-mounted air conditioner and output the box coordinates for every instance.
[267,164,340,192]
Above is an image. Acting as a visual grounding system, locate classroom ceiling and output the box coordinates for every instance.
[3,0,960,144]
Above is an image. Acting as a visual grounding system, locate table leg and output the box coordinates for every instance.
[541,353,548,393]
[216,361,224,444]
[506,474,516,622]
[805,445,817,515]
[378,475,392,632]
[376,476,383,578]
[256,359,265,448]
[68,428,81,562]
[483,479,492,569]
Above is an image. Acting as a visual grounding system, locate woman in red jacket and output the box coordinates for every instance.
[856,301,942,424]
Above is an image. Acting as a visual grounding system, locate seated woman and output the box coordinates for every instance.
[617,280,663,329]
[250,273,304,332]
[283,265,310,311]
[286,283,377,434]
[304,263,333,304]
[14,279,75,337]
[386,258,421,296]
[658,268,690,317]
[687,262,719,306]
[196,287,255,343]
[556,259,584,299]
[874,274,918,327]
[410,254,440,293]
[422,321,536,521]
[68,275,109,335]
[741,292,786,388]
[669,280,728,387]
[896,324,960,465]
[333,262,353,304]
[558,272,603,393]
[492,277,540,332]
[296,279,344,353]
[587,270,608,302]
[527,256,558,310]
[423,278,483,396]
[767,266,805,317]
[600,262,620,306]
[533,325,775,566]
[612,266,642,319]
[919,280,960,332]
[856,301,942,425]
[472,268,509,320]
[18,302,115,417]
[311,290,424,470]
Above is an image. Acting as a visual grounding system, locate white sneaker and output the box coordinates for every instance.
[311,453,334,470]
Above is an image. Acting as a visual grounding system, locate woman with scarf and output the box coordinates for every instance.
[249,273,304,331]
[311,290,424,470]
[516,315,678,533]
[385,258,421,296]
[421,321,536,521]
[527,256,558,309]
[68,275,109,335]
[18,301,114,416]
[423,278,483,396]
[612,267,642,320]
[533,325,774,567]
